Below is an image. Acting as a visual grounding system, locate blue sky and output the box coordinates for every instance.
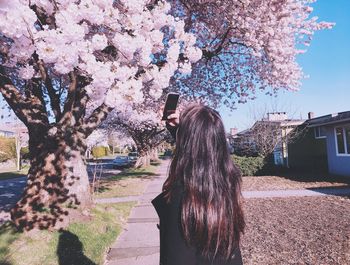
[221,0,350,131]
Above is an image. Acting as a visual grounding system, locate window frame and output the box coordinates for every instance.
[334,126,350,156]
[314,126,326,139]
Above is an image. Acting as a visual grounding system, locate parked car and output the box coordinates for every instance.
[164,149,173,156]
[127,152,138,165]
[112,156,130,169]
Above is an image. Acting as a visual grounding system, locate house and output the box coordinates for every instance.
[288,111,350,176]
[0,122,27,137]
[0,129,15,137]
[233,112,305,166]
[309,111,349,176]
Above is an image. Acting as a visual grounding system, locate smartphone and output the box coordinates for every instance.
[162,93,180,120]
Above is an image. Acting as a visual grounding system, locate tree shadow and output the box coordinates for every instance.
[0,221,19,265]
[56,230,96,265]
[150,160,161,166]
[274,169,350,186]
[0,172,26,181]
[108,170,158,181]
[306,186,350,197]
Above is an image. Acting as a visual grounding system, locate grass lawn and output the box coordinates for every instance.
[93,164,159,199]
[0,202,136,265]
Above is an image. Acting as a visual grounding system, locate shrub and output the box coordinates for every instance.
[20,146,30,159]
[232,155,265,176]
[91,146,109,158]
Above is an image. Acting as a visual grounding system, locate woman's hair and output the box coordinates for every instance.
[163,104,245,260]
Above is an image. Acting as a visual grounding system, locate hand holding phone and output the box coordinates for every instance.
[167,111,180,127]
[162,93,180,121]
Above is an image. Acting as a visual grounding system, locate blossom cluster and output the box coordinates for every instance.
[171,0,334,107]
[0,0,201,108]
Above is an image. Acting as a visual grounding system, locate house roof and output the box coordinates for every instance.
[0,123,27,134]
[307,111,350,127]
[236,119,305,136]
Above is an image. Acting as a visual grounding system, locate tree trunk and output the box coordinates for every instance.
[10,132,91,231]
[150,148,159,160]
[135,153,151,168]
[15,136,21,171]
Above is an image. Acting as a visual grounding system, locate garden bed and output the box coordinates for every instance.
[241,196,350,265]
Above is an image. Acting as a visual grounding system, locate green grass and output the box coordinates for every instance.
[94,164,159,199]
[0,202,135,265]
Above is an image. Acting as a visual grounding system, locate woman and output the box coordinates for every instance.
[152,104,245,265]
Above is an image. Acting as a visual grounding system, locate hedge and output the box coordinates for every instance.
[91,146,109,158]
[232,155,265,176]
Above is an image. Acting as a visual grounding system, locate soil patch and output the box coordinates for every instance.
[242,175,349,191]
[241,196,350,265]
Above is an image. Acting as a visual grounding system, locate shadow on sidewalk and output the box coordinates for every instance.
[57,230,96,265]
[306,186,350,197]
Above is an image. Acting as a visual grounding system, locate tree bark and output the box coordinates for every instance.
[150,148,159,160]
[135,151,151,168]
[10,130,91,231]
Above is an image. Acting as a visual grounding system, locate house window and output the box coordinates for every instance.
[335,126,350,155]
[314,126,326,139]
[346,127,350,153]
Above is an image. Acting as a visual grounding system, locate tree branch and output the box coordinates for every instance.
[0,68,48,127]
[0,77,29,125]
[37,60,62,121]
[58,71,77,125]
[80,103,113,137]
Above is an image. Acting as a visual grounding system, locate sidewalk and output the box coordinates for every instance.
[105,160,169,265]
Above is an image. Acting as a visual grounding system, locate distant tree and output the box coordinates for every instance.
[234,112,305,161]
[103,106,168,168]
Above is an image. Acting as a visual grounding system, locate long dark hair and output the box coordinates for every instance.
[163,104,245,260]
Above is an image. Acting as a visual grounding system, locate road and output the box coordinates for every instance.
[0,160,121,212]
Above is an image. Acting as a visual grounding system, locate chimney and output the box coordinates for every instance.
[308,112,314,120]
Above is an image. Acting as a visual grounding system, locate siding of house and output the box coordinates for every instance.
[288,126,328,172]
[326,123,350,176]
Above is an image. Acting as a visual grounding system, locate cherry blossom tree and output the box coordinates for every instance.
[85,128,109,159]
[103,105,169,168]
[0,0,201,230]
[168,0,334,108]
[107,131,134,155]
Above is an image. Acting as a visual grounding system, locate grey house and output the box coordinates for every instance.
[232,112,305,166]
[307,111,350,176]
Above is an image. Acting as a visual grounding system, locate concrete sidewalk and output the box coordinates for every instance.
[105,160,169,265]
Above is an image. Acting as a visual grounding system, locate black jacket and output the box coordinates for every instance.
[152,184,243,265]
